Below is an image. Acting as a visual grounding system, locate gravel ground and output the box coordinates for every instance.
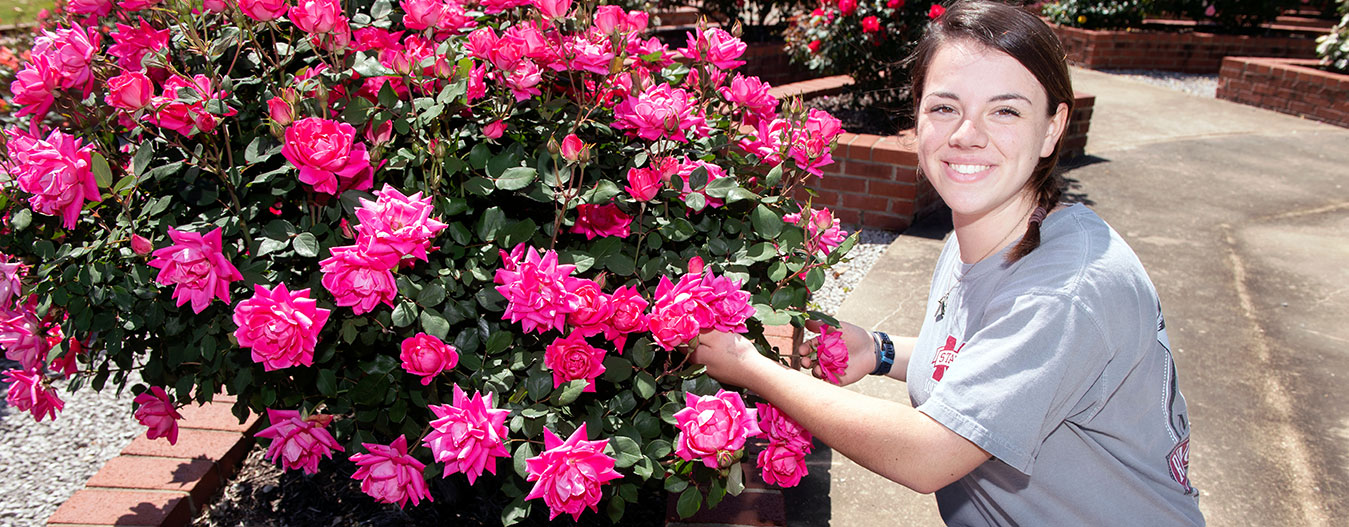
[1099,69,1219,98]
[0,362,143,527]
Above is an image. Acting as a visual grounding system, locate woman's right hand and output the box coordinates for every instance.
[797,319,880,386]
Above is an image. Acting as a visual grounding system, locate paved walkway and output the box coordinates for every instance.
[786,67,1349,526]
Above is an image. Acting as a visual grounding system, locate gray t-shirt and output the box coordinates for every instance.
[908,204,1204,526]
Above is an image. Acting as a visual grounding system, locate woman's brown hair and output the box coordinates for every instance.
[908,0,1074,263]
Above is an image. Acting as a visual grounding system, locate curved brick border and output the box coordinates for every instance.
[1217,56,1349,128]
[770,75,1096,231]
[46,395,260,527]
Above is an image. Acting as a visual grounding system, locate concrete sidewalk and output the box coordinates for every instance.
[788,68,1349,526]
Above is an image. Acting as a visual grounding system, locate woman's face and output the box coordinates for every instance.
[916,39,1067,223]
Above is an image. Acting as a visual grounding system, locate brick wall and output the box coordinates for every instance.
[1051,23,1319,73]
[1216,57,1349,128]
[771,76,1096,232]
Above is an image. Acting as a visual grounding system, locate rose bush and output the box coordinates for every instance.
[784,0,941,107]
[0,0,855,522]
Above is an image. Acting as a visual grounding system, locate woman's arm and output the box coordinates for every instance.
[694,330,990,494]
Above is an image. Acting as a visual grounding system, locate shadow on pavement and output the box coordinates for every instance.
[782,437,833,527]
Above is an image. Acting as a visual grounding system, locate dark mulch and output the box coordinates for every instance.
[194,442,665,527]
[804,90,915,137]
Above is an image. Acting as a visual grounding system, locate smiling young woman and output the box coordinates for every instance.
[690,2,1206,525]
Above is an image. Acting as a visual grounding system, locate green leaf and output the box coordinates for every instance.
[557,379,588,405]
[485,330,513,355]
[764,163,784,187]
[664,474,688,493]
[676,487,703,519]
[526,369,553,402]
[726,188,759,205]
[353,52,393,77]
[132,141,155,178]
[11,209,31,232]
[634,371,657,400]
[91,152,113,189]
[630,338,654,368]
[391,300,418,327]
[727,461,746,496]
[751,205,783,238]
[610,436,642,468]
[257,237,288,257]
[767,261,788,282]
[581,180,621,203]
[245,136,282,164]
[416,284,446,306]
[370,0,393,19]
[361,354,400,375]
[661,218,696,242]
[495,167,536,190]
[316,369,338,397]
[607,491,627,523]
[469,143,491,170]
[419,310,450,339]
[645,438,672,459]
[703,176,737,199]
[512,442,536,478]
[477,207,506,241]
[746,242,776,262]
[683,192,707,212]
[292,232,319,257]
[805,267,826,291]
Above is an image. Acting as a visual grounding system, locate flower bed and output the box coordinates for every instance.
[773,76,1097,232]
[1050,21,1322,73]
[1216,56,1349,127]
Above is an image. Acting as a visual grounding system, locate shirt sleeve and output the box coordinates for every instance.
[915,291,1111,476]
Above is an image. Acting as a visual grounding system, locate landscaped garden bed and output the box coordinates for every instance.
[1049,21,1322,73]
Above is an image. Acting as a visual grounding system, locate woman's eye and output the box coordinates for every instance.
[928,104,956,114]
[995,107,1022,117]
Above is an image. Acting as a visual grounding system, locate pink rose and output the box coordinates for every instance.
[232,283,331,371]
[353,184,447,262]
[699,273,755,333]
[788,109,844,177]
[673,390,760,468]
[483,119,506,139]
[318,245,399,314]
[0,257,26,310]
[424,384,512,483]
[679,27,746,70]
[566,279,611,338]
[107,19,169,72]
[559,133,585,162]
[604,285,648,352]
[0,302,46,372]
[282,117,373,195]
[256,409,344,474]
[571,203,631,240]
[544,331,606,392]
[478,0,530,15]
[267,97,293,125]
[756,402,813,452]
[130,234,155,255]
[785,207,847,256]
[814,325,849,384]
[240,0,290,21]
[31,25,99,95]
[400,0,445,30]
[147,227,243,314]
[65,0,113,16]
[149,75,236,137]
[612,83,705,143]
[133,386,182,444]
[838,0,857,16]
[350,436,432,508]
[887,0,905,8]
[4,128,102,230]
[3,368,63,422]
[624,160,667,202]
[10,57,60,128]
[534,0,571,19]
[525,423,623,520]
[202,0,228,12]
[106,70,155,111]
[118,0,162,10]
[648,274,715,351]
[400,332,459,385]
[718,74,777,125]
[757,442,808,487]
[862,15,881,33]
[494,246,582,335]
[928,4,946,19]
[290,0,344,34]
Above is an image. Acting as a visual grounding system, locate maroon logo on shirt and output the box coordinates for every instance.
[931,336,965,381]
[1167,438,1191,490]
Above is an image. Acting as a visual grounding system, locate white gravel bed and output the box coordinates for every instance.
[1099,69,1219,98]
[0,364,143,527]
[0,229,899,527]
[811,228,900,315]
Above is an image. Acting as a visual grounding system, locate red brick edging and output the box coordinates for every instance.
[1049,21,1320,74]
[1216,56,1349,128]
[47,395,260,527]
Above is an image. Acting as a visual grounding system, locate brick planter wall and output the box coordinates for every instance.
[772,76,1097,232]
[1217,57,1349,128]
[1050,23,1320,73]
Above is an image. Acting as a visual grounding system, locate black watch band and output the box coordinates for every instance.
[871,331,895,376]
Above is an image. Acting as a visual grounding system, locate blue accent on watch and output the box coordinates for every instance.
[871,331,895,376]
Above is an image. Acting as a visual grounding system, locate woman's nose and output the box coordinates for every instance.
[948,117,988,149]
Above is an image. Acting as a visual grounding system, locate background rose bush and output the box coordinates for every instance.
[0,0,853,522]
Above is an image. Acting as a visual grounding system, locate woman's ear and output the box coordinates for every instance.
[1040,101,1070,158]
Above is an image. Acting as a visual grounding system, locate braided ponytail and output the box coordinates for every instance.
[1005,172,1062,263]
